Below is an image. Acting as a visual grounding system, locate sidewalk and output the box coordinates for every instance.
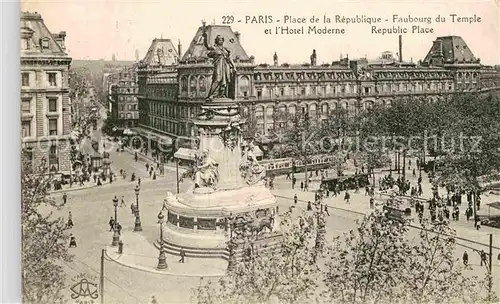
[105,231,227,277]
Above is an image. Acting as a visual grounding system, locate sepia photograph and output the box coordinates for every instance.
[16,0,500,303]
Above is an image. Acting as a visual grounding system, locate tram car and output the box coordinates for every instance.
[261,154,338,176]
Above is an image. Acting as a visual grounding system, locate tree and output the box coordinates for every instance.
[193,207,327,304]
[22,152,73,304]
[269,110,319,186]
[323,208,491,303]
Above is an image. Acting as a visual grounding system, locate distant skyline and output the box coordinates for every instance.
[21,0,499,65]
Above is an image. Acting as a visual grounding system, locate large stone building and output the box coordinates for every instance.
[108,65,139,128]
[135,25,500,159]
[21,12,72,173]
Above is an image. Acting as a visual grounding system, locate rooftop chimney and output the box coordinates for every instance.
[178,40,182,58]
[398,35,403,62]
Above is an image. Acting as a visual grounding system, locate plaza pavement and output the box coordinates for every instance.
[49,126,500,303]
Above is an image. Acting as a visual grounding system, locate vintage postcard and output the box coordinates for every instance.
[19,0,500,303]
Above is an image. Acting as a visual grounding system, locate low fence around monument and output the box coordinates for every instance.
[154,233,283,261]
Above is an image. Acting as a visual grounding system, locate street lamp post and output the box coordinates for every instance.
[111,196,120,246]
[157,212,168,270]
[133,185,142,231]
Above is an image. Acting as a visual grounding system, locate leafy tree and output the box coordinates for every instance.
[323,209,491,303]
[22,152,73,304]
[193,208,327,304]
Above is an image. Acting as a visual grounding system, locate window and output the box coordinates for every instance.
[21,38,30,50]
[41,38,50,49]
[48,73,57,86]
[301,88,306,96]
[21,99,31,113]
[49,145,59,172]
[22,121,31,137]
[126,113,132,119]
[24,148,33,167]
[48,98,57,112]
[22,73,30,86]
[49,119,58,135]
[128,104,133,110]
[257,90,262,98]
[120,113,125,118]
[364,87,370,94]
[280,88,284,96]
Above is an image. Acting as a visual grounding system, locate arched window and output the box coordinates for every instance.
[199,76,206,94]
[239,76,250,97]
[189,76,197,95]
[180,76,188,93]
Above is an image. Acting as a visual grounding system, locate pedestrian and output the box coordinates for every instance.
[134,152,138,162]
[67,211,74,228]
[97,178,102,186]
[412,168,416,177]
[116,223,122,235]
[307,201,312,211]
[179,248,186,263]
[149,169,153,178]
[370,197,374,209]
[344,191,351,204]
[463,251,469,266]
[286,172,290,180]
[62,192,68,204]
[324,205,330,216]
[150,296,158,304]
[146,163,149,171]
[131,203,135,215]
[109,217,115,231]
[480,250,487,266]
[120,195,126,207]
[138,177,141,186]
[300,181,304,191]
[153,172,157,180]
[93,175,97,183]
[294,194,298,205]
[109,174,113,184]
[120,169,123,176]
[69,235,77,248]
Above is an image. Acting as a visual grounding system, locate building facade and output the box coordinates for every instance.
[21,12,72,173]
[135,25,500,158]
[108,66,139,128]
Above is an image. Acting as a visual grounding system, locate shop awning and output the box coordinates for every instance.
[487,202,500,211]
[174,148,197,161]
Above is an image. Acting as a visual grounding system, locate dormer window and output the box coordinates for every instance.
[41,38,50,49]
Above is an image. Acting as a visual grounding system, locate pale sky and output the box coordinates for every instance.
[21,0,500,65]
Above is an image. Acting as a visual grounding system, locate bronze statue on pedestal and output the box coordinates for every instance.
[202,25,236,100]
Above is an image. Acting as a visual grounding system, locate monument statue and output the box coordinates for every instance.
[202,25,236,100]
[194,150,219,188]
[240,142,266,185]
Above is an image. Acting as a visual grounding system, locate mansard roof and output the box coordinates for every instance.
[423,36,478,65]
[181,25,249,61]
[142,39,179,66]
[20,12,67,57]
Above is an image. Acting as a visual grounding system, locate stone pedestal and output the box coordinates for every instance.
[159,98,281,258]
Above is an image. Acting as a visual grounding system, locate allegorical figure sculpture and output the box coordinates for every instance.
[194,150,219,188]
[202,26,236,99]
[240,142,266,185]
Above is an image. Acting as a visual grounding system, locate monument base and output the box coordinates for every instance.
[160,184,281,258]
